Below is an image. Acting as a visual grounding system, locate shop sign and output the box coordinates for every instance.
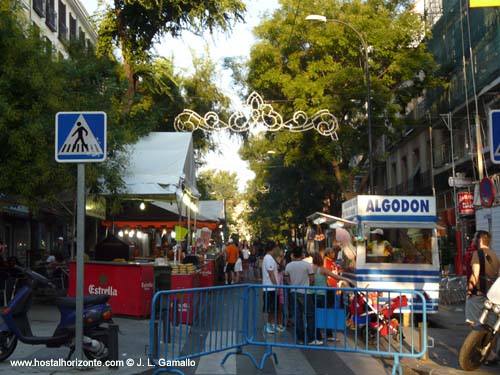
[480,177,496,208]
[457,192,474,215]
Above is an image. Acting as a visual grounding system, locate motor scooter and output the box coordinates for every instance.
[459,277,500,370]
[0,266,113,361]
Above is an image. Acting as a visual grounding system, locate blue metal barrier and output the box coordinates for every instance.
[149,284,428,375]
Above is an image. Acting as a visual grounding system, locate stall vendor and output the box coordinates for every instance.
[367,229,393,262]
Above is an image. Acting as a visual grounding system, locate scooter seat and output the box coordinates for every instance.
[56,295,110,308]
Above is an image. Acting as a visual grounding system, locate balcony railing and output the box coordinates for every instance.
[45,8,57,32]
[385,170,433,195]
[33,0,45,17]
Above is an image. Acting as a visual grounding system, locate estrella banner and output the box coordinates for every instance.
[470,0,500,7]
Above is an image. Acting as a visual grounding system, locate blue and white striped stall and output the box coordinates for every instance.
[341,195,440,313]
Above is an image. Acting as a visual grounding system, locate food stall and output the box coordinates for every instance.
[341,195,441,313]
[68,261,154,317]
[72,133,221,319]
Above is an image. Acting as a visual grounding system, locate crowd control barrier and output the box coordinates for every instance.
[149,284,430,375]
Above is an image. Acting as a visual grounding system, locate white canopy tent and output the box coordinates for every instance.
[120,132,198,200]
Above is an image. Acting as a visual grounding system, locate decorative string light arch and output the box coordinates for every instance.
[174,92,339,140]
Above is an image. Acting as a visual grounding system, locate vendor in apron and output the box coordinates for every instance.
[367,228,393,263]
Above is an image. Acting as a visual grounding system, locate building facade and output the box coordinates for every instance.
[0,0,97,265]
[381,0,500,271]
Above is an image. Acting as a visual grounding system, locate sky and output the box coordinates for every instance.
[84,0,280,191]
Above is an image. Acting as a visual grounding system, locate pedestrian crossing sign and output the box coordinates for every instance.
[55,112,106,163]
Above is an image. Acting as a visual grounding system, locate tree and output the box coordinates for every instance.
[197,169,243,238]
[234,0,439,234]
[96,0,246,109]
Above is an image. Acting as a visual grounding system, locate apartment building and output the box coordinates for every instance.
[0,0,97,265]
[382,0,500,271]
[19,0,96,56]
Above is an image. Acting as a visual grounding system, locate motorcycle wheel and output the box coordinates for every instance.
[0,332,17,362]
[83,328,110,361]
[459,329,493,371]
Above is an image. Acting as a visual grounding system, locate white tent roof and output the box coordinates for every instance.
[151,200,224,222]
[120,132,197,200]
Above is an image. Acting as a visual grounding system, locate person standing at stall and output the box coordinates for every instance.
[262,240,279,334]
[284,247,320,345]
[367,229,393,263]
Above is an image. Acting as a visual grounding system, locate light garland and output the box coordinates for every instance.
[174,92,339,140]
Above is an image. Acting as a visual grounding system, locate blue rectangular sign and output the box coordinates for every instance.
[489,110,500,164]
[55,112,107,163]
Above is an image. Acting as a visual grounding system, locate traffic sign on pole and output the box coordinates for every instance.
[489,110,500,164]
[55,112,106,163]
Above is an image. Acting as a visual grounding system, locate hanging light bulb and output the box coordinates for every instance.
[118,230,124,237]
[139,202,146,210]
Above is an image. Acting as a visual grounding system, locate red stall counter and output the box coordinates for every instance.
[170,272,199,325]
[68,261,154,318]
[198,260,215,288]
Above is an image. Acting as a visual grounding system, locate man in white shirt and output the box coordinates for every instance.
[284,247,321,345]
[262,240,280,334]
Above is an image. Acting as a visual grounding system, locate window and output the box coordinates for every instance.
[33,0,45,17]
[365,227,433,265]
[45,0,57,32]
[69,14,77,41]
[58,1,67,41]
[79,27,86,44]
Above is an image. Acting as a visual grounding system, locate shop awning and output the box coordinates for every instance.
[306,212,356,227]
[151,200,225,222]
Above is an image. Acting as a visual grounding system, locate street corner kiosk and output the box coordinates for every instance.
[341,195,440,313]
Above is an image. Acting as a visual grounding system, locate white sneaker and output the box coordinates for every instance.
[265,324,276,334]
[276,324,285,333]
[308,339,323,345]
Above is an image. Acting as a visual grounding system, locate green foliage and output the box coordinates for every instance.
[95,0,246,102]
[197,169,240,229]
[235,0,440,237]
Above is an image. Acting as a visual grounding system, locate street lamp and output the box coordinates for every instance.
[306,14,374,193]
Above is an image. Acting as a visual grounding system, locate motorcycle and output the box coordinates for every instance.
[459,277,500,370]
[0,265,114,362]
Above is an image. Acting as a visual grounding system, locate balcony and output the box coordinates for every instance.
[385,170,433,196]
[45,8,57,32]
[33,0,45,17]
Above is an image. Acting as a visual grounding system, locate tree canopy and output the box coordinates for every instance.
[236,0,440,235]
[96,0,246,106]
[0,1,236,214]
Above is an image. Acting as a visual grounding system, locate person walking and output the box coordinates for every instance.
[262,240,280,334]
[284,246,320,345]
[241,240,251,282]
[225,239,239,284]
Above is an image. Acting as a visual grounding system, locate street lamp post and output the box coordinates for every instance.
[306,14,374,193]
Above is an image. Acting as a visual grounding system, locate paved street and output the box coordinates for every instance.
[0,300,499,375]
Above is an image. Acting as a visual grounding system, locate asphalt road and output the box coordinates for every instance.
[0,295,499,375]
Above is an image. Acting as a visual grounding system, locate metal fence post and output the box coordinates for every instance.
[418,322,428,360]
[108,323,119,368]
